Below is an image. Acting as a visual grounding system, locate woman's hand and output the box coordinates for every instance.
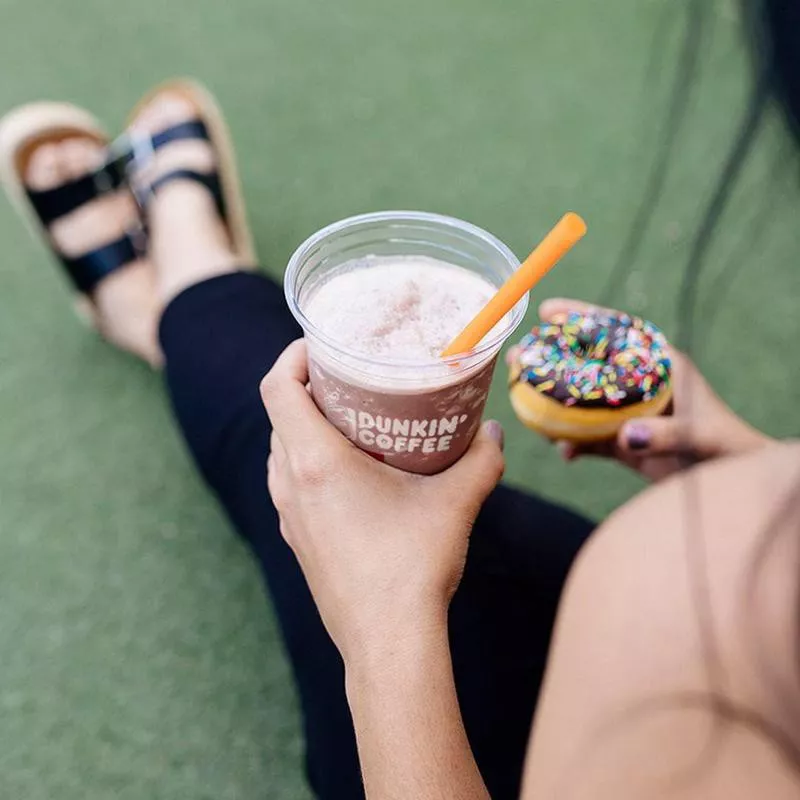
[532,298,773,482]
[260,340,505,663]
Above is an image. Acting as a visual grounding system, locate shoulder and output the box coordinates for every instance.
[606,438,800,537]
[524,442,800,799]
[573,440,800,707]
[578,439,800,589]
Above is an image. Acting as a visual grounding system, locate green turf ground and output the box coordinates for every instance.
[1,0,798,797]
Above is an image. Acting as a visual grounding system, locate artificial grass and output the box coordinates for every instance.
[1,0,798,797]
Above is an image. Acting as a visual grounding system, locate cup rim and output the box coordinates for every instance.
[284,210,528,369]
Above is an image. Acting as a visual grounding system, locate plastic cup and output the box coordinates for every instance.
[284,211,528,474]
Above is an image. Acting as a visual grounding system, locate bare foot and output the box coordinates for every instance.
[128,93,245,306]
[26,138,162,366]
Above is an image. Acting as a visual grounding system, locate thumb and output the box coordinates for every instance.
[618,416,706,459]
[445,420,506,504]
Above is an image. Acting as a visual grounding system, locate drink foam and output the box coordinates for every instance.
[304,256,503,362]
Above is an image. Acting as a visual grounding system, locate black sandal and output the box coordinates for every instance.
[0,101,147,321]
[117,78,256,264]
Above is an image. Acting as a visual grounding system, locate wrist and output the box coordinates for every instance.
[342,598,449,678]
[344,621,452,721]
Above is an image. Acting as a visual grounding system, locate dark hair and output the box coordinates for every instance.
[591,0,800,788]
[603,0,800,348]
[725,0,800,774]
[681,0,800,778]
[758,0,800,139]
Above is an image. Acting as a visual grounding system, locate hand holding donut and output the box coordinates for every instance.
[507,298,773,481]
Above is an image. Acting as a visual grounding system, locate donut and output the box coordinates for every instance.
[507,309,672,443]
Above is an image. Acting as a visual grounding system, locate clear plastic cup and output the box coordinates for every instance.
[284,211,528,474]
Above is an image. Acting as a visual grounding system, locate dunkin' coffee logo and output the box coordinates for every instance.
[341,410,470,454]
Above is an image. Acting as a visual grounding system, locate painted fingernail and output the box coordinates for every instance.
[484,420,505,449]
[626,424,651,451]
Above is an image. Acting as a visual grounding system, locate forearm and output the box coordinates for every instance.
[344,610,489,800]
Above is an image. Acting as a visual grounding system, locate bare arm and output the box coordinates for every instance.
[260,342,504,800]
[344,608,490,800]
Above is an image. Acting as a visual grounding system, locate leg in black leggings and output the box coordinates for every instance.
[160,271,594,800]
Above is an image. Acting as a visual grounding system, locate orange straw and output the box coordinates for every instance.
[441,212,587,358]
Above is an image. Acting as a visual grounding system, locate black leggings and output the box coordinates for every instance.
[159,272,594,800]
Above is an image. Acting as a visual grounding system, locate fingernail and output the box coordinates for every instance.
[625,423,651,451]
[484,420,505,449]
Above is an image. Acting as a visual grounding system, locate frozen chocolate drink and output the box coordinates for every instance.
[284,211,527,474]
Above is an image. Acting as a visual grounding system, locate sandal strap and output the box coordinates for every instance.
[26,160,127,225]
[25,121,213,226]
[148,169,226,220]
[149,120,210,151]
[108,119,212,177]
[108,120,226,220]
[61,232,142,294]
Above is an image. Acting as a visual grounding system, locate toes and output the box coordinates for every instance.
[26,137,105,190]
[134,92,196,132]
[158,94,197,122]
[41,135,140,258]
[60,137,104,180]
[130,91,213,184]
[25,143,62,190]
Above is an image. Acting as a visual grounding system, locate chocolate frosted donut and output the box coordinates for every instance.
[508,309,673,442]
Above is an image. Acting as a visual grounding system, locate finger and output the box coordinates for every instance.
[664,348,708,408]
[662,346,687,389]
[617,416,695,458]
[443,420,505,503]
[267,450,291,511]
[278,516,298,551]
[268,433,287,502]
[557,438,619,461]
[637,454,686,482]
[538,297,618,323]
[260,340,341,452]
[266,453,280,501]
[270,429,287,466]
[505,344,522,366]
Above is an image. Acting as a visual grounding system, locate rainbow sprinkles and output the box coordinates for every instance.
[513,310,672,409]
